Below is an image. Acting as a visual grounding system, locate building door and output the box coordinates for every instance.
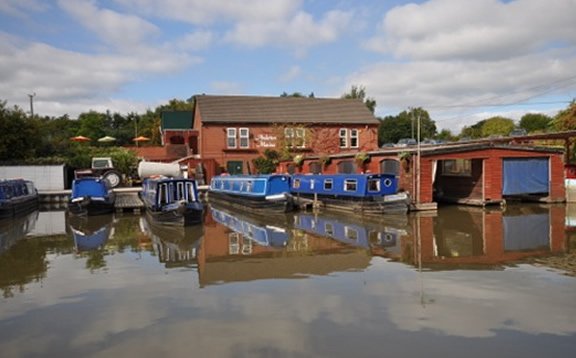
[502,158,549,195]
[227,161,243,175]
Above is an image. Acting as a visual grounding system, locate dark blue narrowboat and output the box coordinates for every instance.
[68,214,113,252]
[208,174,294,213]
[290,173,410,215]
[293,212,404,252]
[68,177,116,216]
[0,179,39,220]
[141,176,203,226]
[210,205,290,247]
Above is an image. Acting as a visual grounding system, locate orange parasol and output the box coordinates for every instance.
[70,135,91,142]
[132,136,150,142]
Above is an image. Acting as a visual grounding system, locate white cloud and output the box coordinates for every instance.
[366,0,576,61]
[177,30,214,51]
[0,0,48,18]
[209,81,243,94]
[58,0,160,51]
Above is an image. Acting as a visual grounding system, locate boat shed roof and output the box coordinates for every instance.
[194,95,379,124]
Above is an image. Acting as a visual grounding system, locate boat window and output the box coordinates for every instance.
[368,231,381,245]
[168,183,174,203]
[323,179,333,190]
[344,179,358,192]
[345,227,358,241]
[310,179,315,190]
[293,178,301,189]
[176,182,185,200]
[442,159,472,176]
[158,184,168,205]
[367,179,380,192]
[246,181,253,192]
[325,223,334,237]
[186,182,196,202]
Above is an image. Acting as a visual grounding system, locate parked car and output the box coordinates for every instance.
[395,138,417,147]
[510,129,527,136]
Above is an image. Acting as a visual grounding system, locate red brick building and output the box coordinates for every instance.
[190,95,379,177]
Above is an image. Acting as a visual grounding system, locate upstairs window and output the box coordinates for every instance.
[339,128,348,148]
[285,127,306,148]
[227,127,250,149]
[339,128,360,149]
[239,128,249,148]
[350,129,359,148]
[227,128,237,148]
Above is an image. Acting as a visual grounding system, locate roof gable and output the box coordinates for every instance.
[161,111,193,130]
[194,95,378,125]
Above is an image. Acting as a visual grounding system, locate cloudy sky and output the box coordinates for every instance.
[1,0,575,130]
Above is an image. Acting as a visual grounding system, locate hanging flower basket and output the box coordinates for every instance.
[293,154,304,167]
[319,155,331,167]
[355,151,370,165]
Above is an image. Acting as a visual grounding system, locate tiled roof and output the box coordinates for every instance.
[195,95,378,124]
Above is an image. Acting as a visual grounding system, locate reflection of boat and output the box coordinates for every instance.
[208,175,295,213]
[291,174,409,215]
[140,176,203,226]
[140,214,203,268]
[210,205,290,247]
[0,210,38,254]
[0,179,38,219]
[293,212,404,251]
[68,177,115,216]
[68,214,113,251]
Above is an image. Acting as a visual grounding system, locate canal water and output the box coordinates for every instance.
[0,204,575,357]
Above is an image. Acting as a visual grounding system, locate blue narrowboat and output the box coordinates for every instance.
[293,212,404,252]
[68,177,116,216]
[0,179,39,220]
[141,176,203,226]
[290,173,410,215]
[208,174,295,213]
[210,205,290,247]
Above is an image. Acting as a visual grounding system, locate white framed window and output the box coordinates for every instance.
[285,127,306,148]
[323,179,333,190]
[227,128,237,148]
[239,127,249,148]
[344,179,358,192]
[339,128,348,148]
[350,129,359,148]
[367,179,380,192]
[345,227,359,241]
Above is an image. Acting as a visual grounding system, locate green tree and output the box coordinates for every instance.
[519,113,552,133]
[378,107,436,145]
[341,85,377,114]
[459,120,485,139]
[76,110,109,140]
[551,100,576,131]
[480,116,515,137]
[436,129,456,142]
[252,149,280,174]
[0,100,39,161]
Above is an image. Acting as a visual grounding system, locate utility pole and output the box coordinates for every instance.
[28,92,36,118]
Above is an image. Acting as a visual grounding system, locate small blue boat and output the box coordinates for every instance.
[0,179,39,220]
[291,173,410,215]
[141,176,203,226]
[208,174,294,213]
[68,177,116,216]
[210,205,290,248]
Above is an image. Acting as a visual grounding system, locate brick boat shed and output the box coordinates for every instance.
[282,141,566,209]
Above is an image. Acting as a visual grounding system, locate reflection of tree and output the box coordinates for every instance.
[85,250,107,272]
[0,235,72,298]
[111,215,149,253]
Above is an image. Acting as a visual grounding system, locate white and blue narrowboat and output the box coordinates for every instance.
[0,179,39,220]
[141,176,203,226]
[68,177,116,216]
[210,205,290,248]
[208,174,295,213]
[293,212,404,252]
[291,173,410,215]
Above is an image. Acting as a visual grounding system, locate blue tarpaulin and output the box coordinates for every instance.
[502,158,549,195]
[503,214,549,251]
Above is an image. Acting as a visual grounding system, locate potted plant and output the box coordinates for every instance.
[399,151,411,171]
[293,154,304,167]
[319,154,331,167]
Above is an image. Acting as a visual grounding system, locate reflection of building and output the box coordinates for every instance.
[199,208,371,287]
[406,205,566,269]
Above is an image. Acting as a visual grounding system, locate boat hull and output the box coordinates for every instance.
[145,202,204,226]
[67,197,115,216]
[0,196,38,220]
[207,191,294,214]
[295,192,410,216]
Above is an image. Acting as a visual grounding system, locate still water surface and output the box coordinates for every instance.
[0,204,575,357]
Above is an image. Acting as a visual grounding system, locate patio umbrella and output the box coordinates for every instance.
[97,136,116,143]
[70,135,91,142]
[132,136,150,142]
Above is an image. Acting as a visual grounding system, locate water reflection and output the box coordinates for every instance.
[140,214,203,268]
[68,215,114,252]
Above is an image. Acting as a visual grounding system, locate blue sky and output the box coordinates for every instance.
[1,0,575,131]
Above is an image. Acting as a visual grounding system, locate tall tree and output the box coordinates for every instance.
[378,107,436,145]
[519,113,552,133]
[0,100,39,161]
[551,100,576,131]
[341,85,376,114]
[480,116,515,137]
